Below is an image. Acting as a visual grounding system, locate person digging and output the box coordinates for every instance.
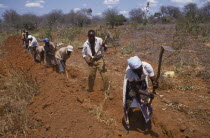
[123,56,158,130]
[82,29,112,99]
[55,45,73,74]
[27,35,39,62]
[43,38,57,70]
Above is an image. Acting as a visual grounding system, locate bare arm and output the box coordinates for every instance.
[150,76,158,89]
[129,81,152,97]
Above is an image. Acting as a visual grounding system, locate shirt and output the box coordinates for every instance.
[125,61,154,82]
[21,33,26,39]
[43,42,56,55]
[36,46,44,53]
[55,47,71,61]
[29,36,39,47]
[82,37,107,59]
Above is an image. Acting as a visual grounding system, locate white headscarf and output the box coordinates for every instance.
[127,56,142,69]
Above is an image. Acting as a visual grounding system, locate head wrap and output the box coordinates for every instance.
[127,56,142,69]
[67,45,73,51]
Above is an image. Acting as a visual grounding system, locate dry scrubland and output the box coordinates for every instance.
[0,23,210,137]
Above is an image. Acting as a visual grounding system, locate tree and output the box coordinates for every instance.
[75,8,92,27]
[198,2,210,22]
[116,14,127,25]
[160,6,167,17]
[103,8,118,28]
[154,12,162,18]
[168,6,182,19]
[161,6,182,18]
[184,3,198,18]
[91,16,104,25]
[160,6,182,23]
[46,10,64,24]
[21,13,40,30]
[103,8,126,28]
[129,8,144,23]
[2,10,20,26]
[63,8,92,27]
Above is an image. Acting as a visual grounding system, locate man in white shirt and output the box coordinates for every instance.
[123,56,158,128]
[27,35,39,62]
[82,30,110,96]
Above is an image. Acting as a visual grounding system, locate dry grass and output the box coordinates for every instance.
[80,97,116,126]
[89,104,115,126]
[158,76,177,90]
[0,63,39,137]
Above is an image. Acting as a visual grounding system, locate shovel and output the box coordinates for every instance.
[149,46,175,105]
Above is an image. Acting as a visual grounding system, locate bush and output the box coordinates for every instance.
[120,41,137,55]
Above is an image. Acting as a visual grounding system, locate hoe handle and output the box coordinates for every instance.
[149,47,165,105]
[90,35,109,62]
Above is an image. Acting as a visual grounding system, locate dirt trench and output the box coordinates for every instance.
[1,35,209,137]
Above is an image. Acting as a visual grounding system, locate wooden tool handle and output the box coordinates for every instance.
[149,47,165,105]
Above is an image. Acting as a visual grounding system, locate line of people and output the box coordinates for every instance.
[21,29,158,130]
[21,30,73,74]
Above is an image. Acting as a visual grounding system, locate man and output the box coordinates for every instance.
[123,56,158,129]
[82,30,110,95]
[55,45,73,73]
[21,30,26,45]
[27,35,39,62]
[24,31,29,53]
[36,46,44,63]
[43,38,57,68]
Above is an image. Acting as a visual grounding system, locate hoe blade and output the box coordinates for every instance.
[162,46,175,52]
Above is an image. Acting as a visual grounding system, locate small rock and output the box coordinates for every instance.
[45,124,50,131]
[180,125,187,132]
[66,84,70,87]
[77,97,84,103]
[160,95,164,97]
[163,71,175,78]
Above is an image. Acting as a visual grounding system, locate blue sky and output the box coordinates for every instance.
[0,0,209,17]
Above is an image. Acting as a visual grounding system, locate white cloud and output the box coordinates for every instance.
[171,0,195,3]
[108,5,113,9]
[0,4,8,8]
[148,0,158,4]
[197,0,210,7]
[74,8,81,12]
[25,0,45,8]
[39,0,45,4]
[25,3,43,8]
[119,10,128,17]
[119,10,128,14]
[96,12,102,16]
[104,0,119,5]
[147,0,159,7]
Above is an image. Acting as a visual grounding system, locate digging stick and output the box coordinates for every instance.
[149,46,174,105]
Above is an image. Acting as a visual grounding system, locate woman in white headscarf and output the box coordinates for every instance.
[123,56,158,129]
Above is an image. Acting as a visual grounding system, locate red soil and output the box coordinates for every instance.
[0,35,209,137]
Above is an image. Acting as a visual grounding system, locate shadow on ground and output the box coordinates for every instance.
[122,108,159,137]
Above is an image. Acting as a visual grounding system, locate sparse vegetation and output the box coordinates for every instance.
[120,41,137,55]
[0,63,39,137]
[0,1,209,137]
